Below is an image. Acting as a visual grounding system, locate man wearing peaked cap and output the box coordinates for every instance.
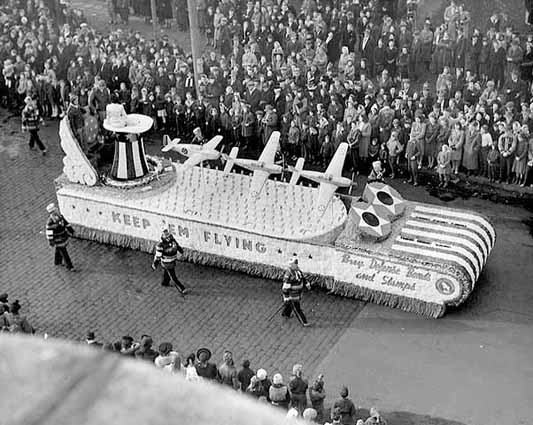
[22,96,46,155]
[152,228,190,296]
[280,256,311,327]
[45,203,76,271]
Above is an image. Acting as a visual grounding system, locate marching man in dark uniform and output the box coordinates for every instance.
[45,203,75,271]
[152,229,190,296]
[281,257,311,327]
[22,96,47,155]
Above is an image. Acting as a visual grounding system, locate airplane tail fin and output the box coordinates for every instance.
[223,147,239,174]
[289,157,305,185]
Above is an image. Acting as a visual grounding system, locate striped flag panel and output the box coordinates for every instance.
[405,220,489,259]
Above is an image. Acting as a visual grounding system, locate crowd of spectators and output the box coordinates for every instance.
[0,293,35,333]
[0,292,385,424]
[81,330,387,425]
[2,0,533,188]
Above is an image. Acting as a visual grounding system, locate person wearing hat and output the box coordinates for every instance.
[195,348,218,380]
[21,96,46,155]
[269,373,290,409]
[332,386,357,425]
[66,94,86,150]
[281,256,311,326]
[241,103,255,150]
[45,203,75,271]
[152,228,190,296]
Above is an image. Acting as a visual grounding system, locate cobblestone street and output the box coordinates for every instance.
[0,109,366,378]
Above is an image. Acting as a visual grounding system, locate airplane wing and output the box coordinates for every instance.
[183,153,204,167]
[324,142,348,176]
[249,170,269,198]
[258,131,280,164]
[204,135,223,150]
[316,183,337,212]
[161,138,180,152]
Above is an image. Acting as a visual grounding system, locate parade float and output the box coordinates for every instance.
[54,105,495,318]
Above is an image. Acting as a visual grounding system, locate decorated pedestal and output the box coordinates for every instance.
[54,125,495,318]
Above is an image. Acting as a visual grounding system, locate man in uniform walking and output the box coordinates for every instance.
[281,257,311,327]
[22,96,46,155]
[152,229,190,296]
[45,203,75,270]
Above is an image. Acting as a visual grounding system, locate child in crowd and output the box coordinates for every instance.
[487,140,501,182]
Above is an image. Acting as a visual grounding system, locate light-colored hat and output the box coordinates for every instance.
[256,368,267,380]
[303,408,318,421]
[103,103,153,134]
[286,408,299,419]
[272,373,283,385]
[292,364,303,375]
[46,203,57,213]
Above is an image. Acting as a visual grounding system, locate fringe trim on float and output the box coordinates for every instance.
[73,225,445,318]
[325,279,446,318]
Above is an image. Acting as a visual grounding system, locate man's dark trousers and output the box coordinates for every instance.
[281,301,308,325]
[54,246,73,269]
[162,267,186,291]
[29,129,45,151]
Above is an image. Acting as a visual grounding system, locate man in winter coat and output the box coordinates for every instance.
[281,257,311,326]
[241,103,255,149]
[152,229,190,295]
[288,364,308,414]
[332,386,358,425]
[405,134,421,186]
[45,203,75,270]
[498,124,517,183]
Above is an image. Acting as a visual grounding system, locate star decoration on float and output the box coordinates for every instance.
[351,202,392,239]
[363,182,406,220]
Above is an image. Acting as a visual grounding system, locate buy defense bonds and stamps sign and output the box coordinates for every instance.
[57,191,463,306]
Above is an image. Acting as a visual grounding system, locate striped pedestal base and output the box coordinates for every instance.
[110,136,149,180]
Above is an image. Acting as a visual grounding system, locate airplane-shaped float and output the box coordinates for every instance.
[161,135,223,168]
[223,131,282,199]
[289,143,352,212]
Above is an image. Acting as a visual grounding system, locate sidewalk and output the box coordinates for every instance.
[415,168,533,209]
[69,0,199,51]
